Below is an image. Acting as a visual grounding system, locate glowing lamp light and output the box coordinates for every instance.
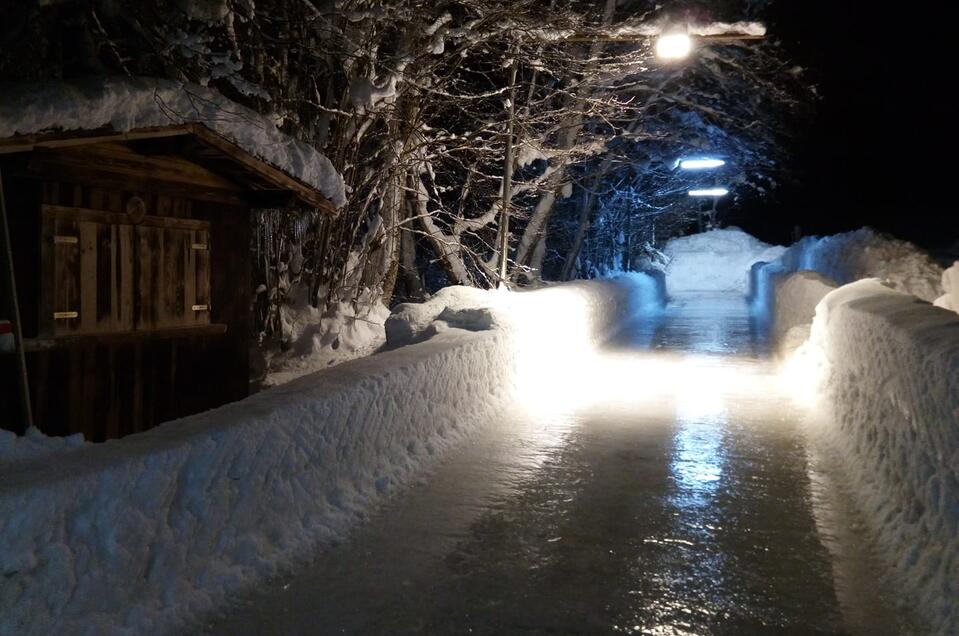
[679,158,726,170]
[688,188,729,197]
[656,33,692,60]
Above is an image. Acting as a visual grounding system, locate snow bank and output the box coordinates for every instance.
[0,276,654,635]
[0,76,346,208]
[663,228,786,295]
[386,273,665,349]
[771,271,838,356]
[934,262,959,312]
[796,280,959,634]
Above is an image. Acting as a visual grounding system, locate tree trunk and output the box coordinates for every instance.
[560,117,646,280]
[511,0,617,282]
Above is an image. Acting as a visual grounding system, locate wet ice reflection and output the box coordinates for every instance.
[672,415,726,490]
[207,294,901,636]
[672,357,728,493]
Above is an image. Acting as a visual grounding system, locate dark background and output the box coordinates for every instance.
[729,1,956,254]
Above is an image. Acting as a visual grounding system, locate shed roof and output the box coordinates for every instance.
[0,77,346,212]
[0,122,336,212]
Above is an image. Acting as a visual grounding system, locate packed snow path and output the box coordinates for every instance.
[206,294,910,635]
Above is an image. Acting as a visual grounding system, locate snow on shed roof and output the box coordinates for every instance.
[0,76,347,209]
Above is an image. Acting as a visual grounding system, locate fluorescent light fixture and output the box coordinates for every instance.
[679,158,726,170]
[688,188,729,197]
[656,33,692,60]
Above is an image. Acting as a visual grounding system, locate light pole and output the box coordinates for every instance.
[679,157,728,229]
[688,188,730,197]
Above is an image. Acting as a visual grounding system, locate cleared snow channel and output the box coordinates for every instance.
[0,275,660,635]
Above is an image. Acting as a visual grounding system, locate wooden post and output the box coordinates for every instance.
[0,167,34,431]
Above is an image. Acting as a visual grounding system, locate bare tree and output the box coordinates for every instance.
[1,0,810,335]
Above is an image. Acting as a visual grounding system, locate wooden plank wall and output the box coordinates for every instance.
[0,173,250,441]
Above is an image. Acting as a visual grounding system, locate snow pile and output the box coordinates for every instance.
[663,228,786,295]
[386,273,665,349]
[262,285,389,387]
[795,280,959,634]
[761,228,943,303]
[934,261,959,312]
[771,271,837,356]
[0,428,85,463]
[0,76,347,208]
[0,277,652,635]
[386,285,500,347]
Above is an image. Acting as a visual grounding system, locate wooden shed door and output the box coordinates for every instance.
[40,204,211,336]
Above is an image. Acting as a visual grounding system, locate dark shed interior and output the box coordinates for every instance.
[0,124,334,440]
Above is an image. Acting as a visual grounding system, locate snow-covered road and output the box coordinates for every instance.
[204,294,912,635]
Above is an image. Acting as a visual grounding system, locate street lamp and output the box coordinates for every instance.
[688,188,729,197]
[679,158,725,170]
[656,33,692,60]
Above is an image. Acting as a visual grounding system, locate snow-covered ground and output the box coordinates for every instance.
[0,275,661,635]
[0,76,346,207]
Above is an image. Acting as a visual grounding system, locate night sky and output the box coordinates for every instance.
[733,1,956,252]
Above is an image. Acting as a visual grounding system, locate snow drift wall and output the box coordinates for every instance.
[801,280,959,635]
[0,275,658,635]
[663,228,786,295]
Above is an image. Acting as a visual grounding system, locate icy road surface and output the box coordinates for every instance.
[206,294,910,635]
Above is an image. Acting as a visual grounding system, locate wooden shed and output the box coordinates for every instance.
[0,122,336,440]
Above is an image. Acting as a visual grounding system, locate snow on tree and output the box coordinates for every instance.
[0,0,810,331]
